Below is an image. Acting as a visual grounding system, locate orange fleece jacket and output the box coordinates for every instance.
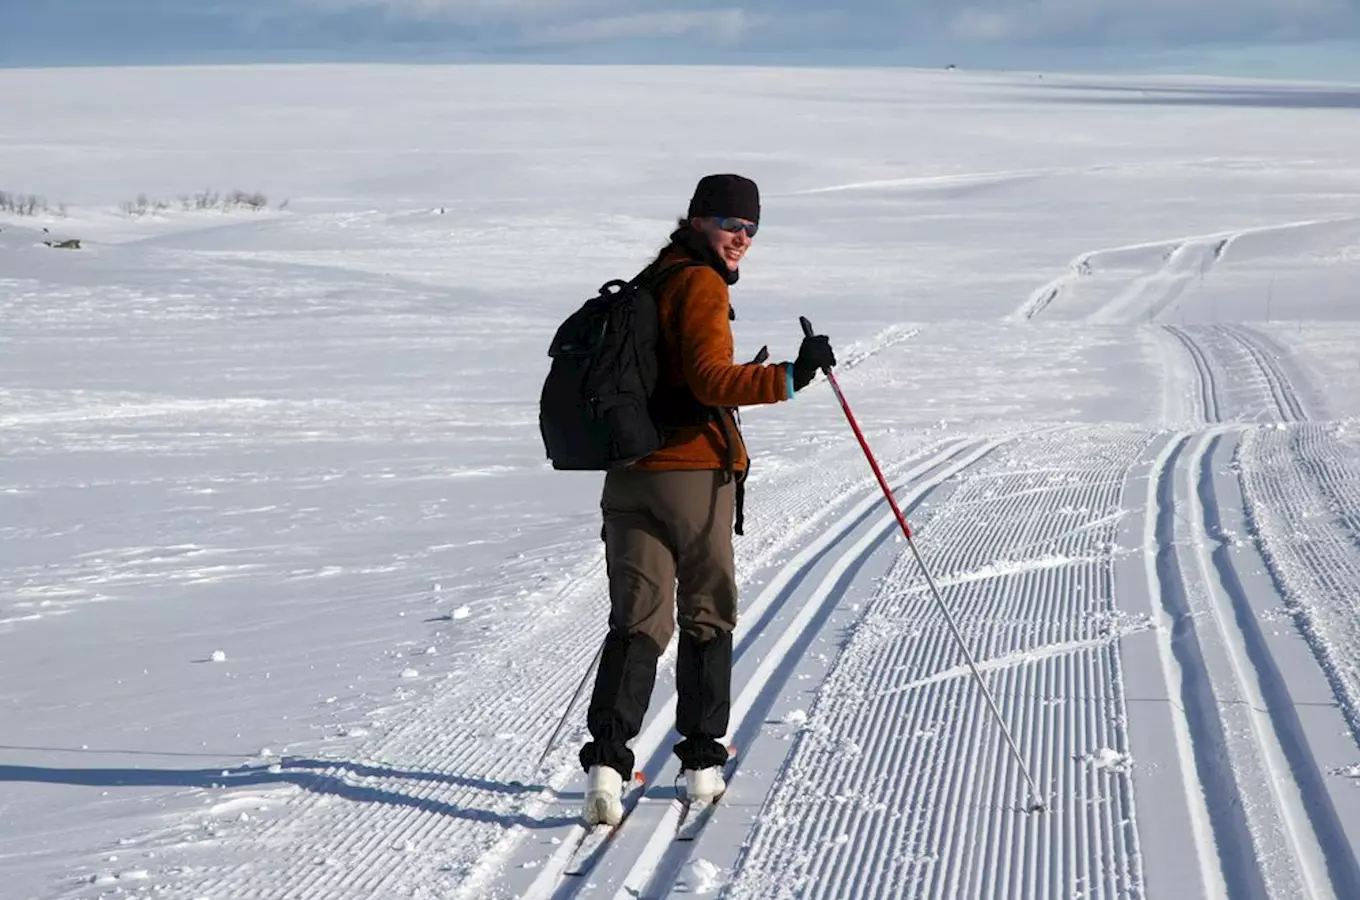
[632,252,790,472]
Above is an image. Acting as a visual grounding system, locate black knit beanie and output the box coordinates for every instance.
[687,174,760,223]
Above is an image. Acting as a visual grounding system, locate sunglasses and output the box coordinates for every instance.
[713,217,758,238]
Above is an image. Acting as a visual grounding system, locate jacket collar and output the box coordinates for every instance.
[671,227,740,286]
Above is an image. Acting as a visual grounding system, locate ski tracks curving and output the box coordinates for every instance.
[1015,217,1360,323]
[1015,235,1229,323]
[1162,323,1317,426]
[1126,321,1360,898]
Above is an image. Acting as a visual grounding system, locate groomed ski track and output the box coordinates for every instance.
[1115,324,1360,900]
[719,427,1150,900]
[484,322,1360,900]
[484,436,1006,899]
[55,325,1360,900]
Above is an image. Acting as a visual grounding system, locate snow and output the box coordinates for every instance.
[676,858,724,894]
[4,63,1360,900]
[1086,748,1135,773]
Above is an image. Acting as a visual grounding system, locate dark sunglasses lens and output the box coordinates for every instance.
[718,218,757,237]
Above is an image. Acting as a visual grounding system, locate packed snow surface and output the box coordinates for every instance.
[4,64,1360,899]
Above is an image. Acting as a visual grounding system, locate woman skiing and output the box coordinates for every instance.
[579,173,837,825]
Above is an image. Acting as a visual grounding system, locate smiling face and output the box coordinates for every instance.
[692,216,756,271]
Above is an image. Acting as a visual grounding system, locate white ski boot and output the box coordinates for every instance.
[684,766,726,803]
[584,765,624,826]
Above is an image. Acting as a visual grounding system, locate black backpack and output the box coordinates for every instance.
[539,262,699,470]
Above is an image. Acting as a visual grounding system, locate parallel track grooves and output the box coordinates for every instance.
[721,428,1147,899]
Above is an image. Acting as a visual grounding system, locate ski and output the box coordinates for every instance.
[564,772,646,877]
[675,748,739,842]
[674,794,721,841]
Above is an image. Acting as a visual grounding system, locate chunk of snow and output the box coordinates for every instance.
[676,858,723,894]
[400,668,419,679]
[1085,748,1133,773]
[452,605,472,620]
[782,709,809,726]
[209,650,227,663]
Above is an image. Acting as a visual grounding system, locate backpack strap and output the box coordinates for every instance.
[644,259,715,430]
[633,258,704,291]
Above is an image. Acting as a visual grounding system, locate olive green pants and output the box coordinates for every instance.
[601,468,738,647]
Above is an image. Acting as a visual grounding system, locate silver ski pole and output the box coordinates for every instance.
[799,316,1047,813]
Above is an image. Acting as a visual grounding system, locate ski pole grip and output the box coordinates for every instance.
[799,316,833,374]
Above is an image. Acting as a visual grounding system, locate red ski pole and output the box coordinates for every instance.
[798,316,1046,813]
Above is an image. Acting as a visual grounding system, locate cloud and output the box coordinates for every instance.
[4,0,1360,67]
[279,0,761,52]
[944,0,1360,44]
[950,9,1028,43]
[519,9,752,47]
[295,0,642,26]
[288,0,1360,48]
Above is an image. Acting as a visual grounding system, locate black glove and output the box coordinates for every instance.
[792,334,836,391]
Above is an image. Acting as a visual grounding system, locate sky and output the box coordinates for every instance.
[2,0,1360,79]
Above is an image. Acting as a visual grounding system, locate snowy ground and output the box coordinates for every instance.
[3,64,1360,899]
